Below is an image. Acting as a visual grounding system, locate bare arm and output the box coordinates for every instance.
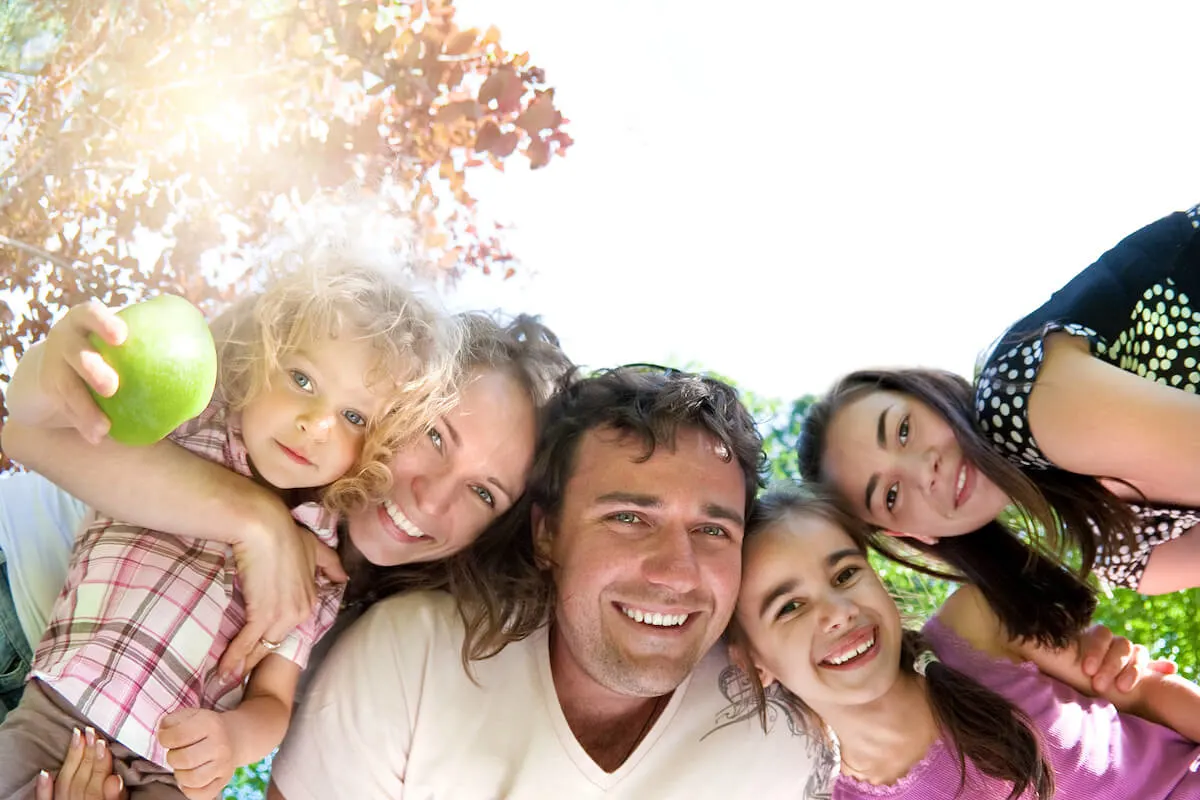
[1031,333,1200,507]
[939,585,1200,740]
[3,421,347,678]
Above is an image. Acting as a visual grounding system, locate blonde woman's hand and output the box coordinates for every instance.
[36,726,126,800]
[8,299,126,444]
[218,502,347,682]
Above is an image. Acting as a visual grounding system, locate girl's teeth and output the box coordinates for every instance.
[622,607,689,627]
[826,636,876,665]
[957,466,967,494]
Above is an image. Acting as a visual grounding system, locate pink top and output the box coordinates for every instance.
[834,616,1200,799]
[32,401,343,767]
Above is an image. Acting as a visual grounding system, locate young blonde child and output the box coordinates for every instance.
[0,256,459,799]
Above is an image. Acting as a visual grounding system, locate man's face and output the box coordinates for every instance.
[537,425,747,699]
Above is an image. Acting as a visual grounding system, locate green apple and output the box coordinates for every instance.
[88,294,218,445]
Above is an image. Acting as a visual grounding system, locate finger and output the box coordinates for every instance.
[177,775,226,800]
[157,709,207,751]
[219,622,269,681]
[1148,658,1178,675]
[59,377,111,444]
[69,728,99,798]
[165,740,216,773]
[77,300,128,348]
[174,760,227,793]
[312,541,348,584]
[1093,635,1136,694]
[1078,624,1113,677]
[102,773,125,800]
[35,770,53,800]
[84,738,110,800]
[1114,644,1150,693]
[56,727,86,792]
[75,349,120,399]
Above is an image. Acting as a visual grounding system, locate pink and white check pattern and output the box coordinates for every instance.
[32,402,343,766]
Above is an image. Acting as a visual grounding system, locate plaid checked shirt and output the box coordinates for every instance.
[32,401,344,767]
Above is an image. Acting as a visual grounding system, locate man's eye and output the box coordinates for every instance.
[290,370,312,391]
[898,415,910,446]
[471,485,495,508]
[698,525,728,538]
[612,511,640,525]
[885,483,899,512]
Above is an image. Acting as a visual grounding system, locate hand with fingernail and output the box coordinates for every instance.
[5,299,127,445]
[35,726,126,800]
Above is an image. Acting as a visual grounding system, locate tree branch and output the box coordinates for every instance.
[0,233,74,269]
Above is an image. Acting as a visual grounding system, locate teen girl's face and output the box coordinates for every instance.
[241,334,390,490]
[345,368,537,566]
[820,390,1009,544]
[734,512,903,709]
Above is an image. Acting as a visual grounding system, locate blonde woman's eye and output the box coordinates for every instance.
[428,428,443,453]
[472,485,495,508]
[343,409,366,427]
[898,415,910,446]
[290,370,312,391]
[885,483,899,512]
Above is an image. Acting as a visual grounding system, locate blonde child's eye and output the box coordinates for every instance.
[291,370,313,391]
[428,428,443,452]
[343,409,366,427]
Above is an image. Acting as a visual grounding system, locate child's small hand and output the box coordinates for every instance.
[30,300,127,443]
[157,708,236,800]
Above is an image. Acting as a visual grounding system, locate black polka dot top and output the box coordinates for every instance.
[975,205,1200,589]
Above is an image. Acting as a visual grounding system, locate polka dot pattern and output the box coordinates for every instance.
[976,266,1200,589]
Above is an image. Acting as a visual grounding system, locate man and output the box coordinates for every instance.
[269,366,836,798]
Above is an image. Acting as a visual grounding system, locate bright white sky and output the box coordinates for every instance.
[443,1,1200,401]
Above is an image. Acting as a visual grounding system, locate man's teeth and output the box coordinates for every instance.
[826,635,876,666]
[622,607,689,627]
[383,500,428,539]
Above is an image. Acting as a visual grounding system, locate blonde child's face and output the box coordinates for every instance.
[241,334,390,490]
[734,513,903,712]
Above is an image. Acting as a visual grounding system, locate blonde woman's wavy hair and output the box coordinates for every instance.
[211,242,461,516]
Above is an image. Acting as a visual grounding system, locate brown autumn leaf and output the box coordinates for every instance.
[527,137,551,169]
[444,27,478,56]
[491,131,519,158]
[516,94,560,134]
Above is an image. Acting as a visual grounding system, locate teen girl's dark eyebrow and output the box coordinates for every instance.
[864,405,894,512]
[759,579,798,620]
[826,548,862,568]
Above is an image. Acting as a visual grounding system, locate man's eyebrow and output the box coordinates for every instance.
[594,492,661,507]
[704,503,744,527]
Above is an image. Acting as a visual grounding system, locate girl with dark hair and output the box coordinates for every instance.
[728,486,1200,800]
[797,204,1200,633]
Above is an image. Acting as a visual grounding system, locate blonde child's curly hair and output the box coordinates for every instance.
[211,254,461,516]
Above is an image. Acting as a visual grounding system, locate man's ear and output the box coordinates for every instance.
[532,505,553,570]
[884,529,937,547]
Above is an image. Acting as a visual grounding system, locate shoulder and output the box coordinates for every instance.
[935,585,1019,661]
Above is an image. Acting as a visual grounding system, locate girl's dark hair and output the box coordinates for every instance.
[796,368,1098,648]
[339,312,575,669]
[727,486,1055,800]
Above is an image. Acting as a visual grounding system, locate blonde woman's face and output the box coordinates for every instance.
[345,368,537,566]
[241,335,390,490]
[820,390,1009,544]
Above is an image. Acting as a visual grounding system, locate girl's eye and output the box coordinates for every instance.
[885,483,899,512]
[471,485,495,508]
[777,599,804,618]
[290,370,313,391]
[898,415,910,446]
[343,409,366,427]
[834,566,860,586]
[428,428,444,453]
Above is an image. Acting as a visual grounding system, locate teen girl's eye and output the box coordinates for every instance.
[290,370,313,392]
[833,565,860,586]
[885,482,899,512]
[342,409,366,427]
[776,599,804,618]
[471,484,495,508]
[898,414,910,446]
